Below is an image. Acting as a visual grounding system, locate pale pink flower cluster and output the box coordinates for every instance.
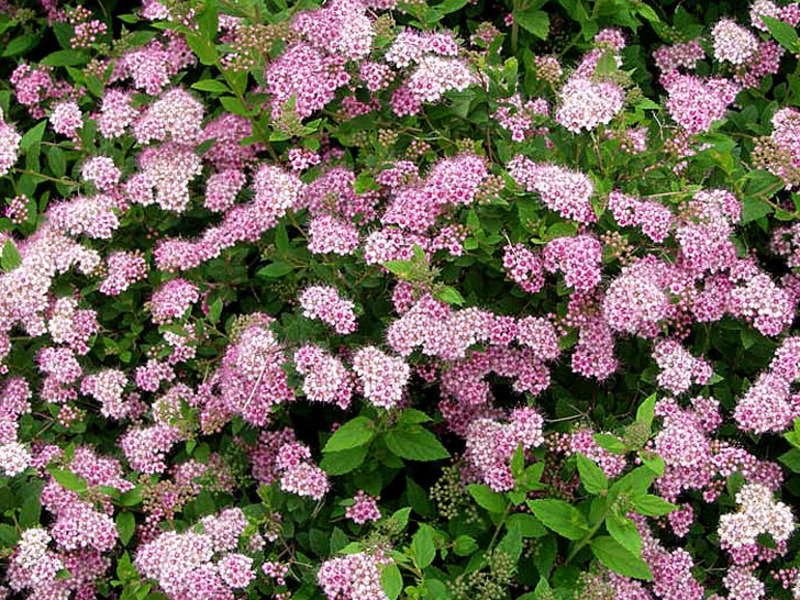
[346,490,382,524]
[148,278,200,324]
[308,214,360,255]
[734,336,800,434]
[508,156,596,223]
[299,285,358,335]
[492,94,549,142]
[352,346,410,409]
[294,344,353,408]
[136,507,251,600]
[665,75,740,135]
[49,99,82,138]
[652,339,713,395]
[556,77,625,133]
[503,243,544,293]
[81,368,129,419]
[81,156,121,192]
[317,551,391,600]
[465,407,544,491]
[718,483,795,549]
[0,108,21,176]
[98,89,138,139]
[120,424,183,473]
[209,315,293,427]
[712,19,759,65]
[607,190,673,243]
[100,251,148,295]
[48,193,120,239]
[276,442,330,500]
[542,235,603,292]
[292,0,375,61]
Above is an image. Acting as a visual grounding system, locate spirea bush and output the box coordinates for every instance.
[1,0,800,598]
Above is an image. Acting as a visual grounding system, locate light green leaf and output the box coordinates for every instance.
[577,452,608,494]
[323,416,375,453]
[384,425,450,461]
[467,484,507,514]
[590,536,653,580]
[527,499,588,540]
[412,524,436,568]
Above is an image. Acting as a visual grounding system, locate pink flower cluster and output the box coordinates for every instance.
[352,346,410,409]
[734,336,800,434]
[276,442,330,500]
[508,156,597,224]
[607,190,673,243]
[346,490,382,524]
[317,551,391,600]
[136,507,252,600]
[294,344,353,408]
[464,407,545,491]
[299,285,358,335]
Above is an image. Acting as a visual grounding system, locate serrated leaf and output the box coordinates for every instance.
[527,499,588,540]
[514,9,550,39]
[606,514,641,557]
[191,79,230,93]
[590,536,653,580]
[319,445,369,475]
[40,49,89,67]
[323,416,375,453]
[1,239,22,272]
[467,484,507,513]
[116,511,136,546]
[411,524,436,568]
[506,513,548,538]
[762,15,799,52]
[384,425,450,461]
[256,261,295,278]
[433,286,465,306]
[50,469,87,492]
[208,299,223,324]
[577,452,608,494]
[380,563,403,600]
[594,433,627,455]
[453,535,479,556]
[633,494,675,517]
[636,394,656,430]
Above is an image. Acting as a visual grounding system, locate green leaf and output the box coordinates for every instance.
[380,563,403,600]
[47,147,66,178]
[411,524,436,568]
[514,9,550,39]
[496,523,523,563]
[197,0,219,39]
[594,433,627,455]
[319,445,369,475]
[606,514,642,557]
[433,286,465,306]
[635,394,656,430]
[256,261,295,278]
[40,49,89,67]
[507,513,548,537]
[50,469,87,492]
[741,196,773,224]
[208,299,223,324]
[467,484,507,514]
[527,499,588,540]
[384,425,450,461]
[779,448,800,473]
[762,15,799,53]
[632,494,675,517]
[453,535,479,556]
[186,33,218,65]
[382,259,413,277]
[20,120,47,152]
[590,536,653,580]
[2,34,38,57]
[220,95,251,116]
[323,416,375,453]
[398,409,432,425]
[0,523,19,545]
[191,79,231,93]
[1,239,22,272]
[116,511,136,546]
[576,452,608,494]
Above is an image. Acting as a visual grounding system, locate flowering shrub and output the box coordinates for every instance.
[1,0,800,599]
